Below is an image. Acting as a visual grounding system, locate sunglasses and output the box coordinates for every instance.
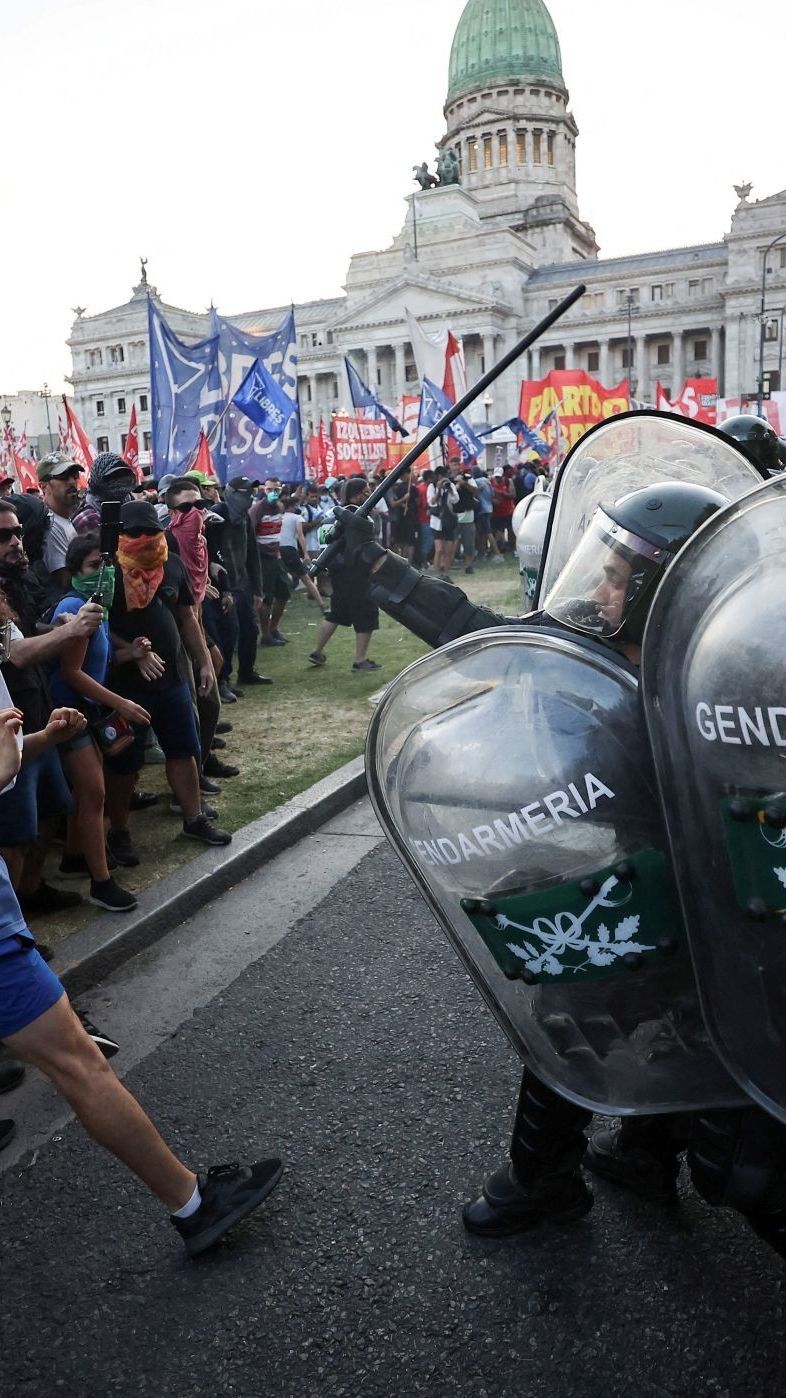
[171,500,207,514]
[0,526,23,542]
[123,528,161,539]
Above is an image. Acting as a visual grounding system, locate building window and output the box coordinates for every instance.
[117,397,126,415]
[694,339,708,361]
[139,393,148,412]
[467,137,478,172]
[554,353,566,370]
[546,131,555,166]
[780,248,786,269]
[96,436,109,452]
[482,135,493,168]
[516,130,526,163]
[498,131,508,164]
[583,291,603,311]
[617,287,639,306]
[548,298,558,312]
[96,399,105,416]
[109,345,125,365]
[587,349,600,372]
[651,285,663,302]
[88,348,102,368]
[688,279,700,297]
[121,433,128,452]
[765,318,779,341]
[766,370,781,391]
[533,129,542,164]
[621,347,633,369]
[143,431,152,451]
[664,282,675,299]
[405,363,418,383]
[657,344,671,365]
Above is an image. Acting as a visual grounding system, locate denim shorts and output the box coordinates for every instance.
[103,682,201,777]
[0,748,73,847]
[0,937,65,1039]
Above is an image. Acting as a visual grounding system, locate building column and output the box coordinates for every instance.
[599,340,610,385]
[482,333,496,375]
[563,341,575,369]
[635,335,647,399]
[308,375,318,421]
[672,330,683,393]
[530,345,541,378]
[710,326,721,387]
[366,344,378,391]
[393,342,406,397]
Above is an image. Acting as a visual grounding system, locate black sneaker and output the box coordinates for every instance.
[308,651,327,667]
[169,800,218,820]
[0,1119,15,1151]
[59,849,118,878]
[130,789,160,812]
[0,1054,25,1093]
[218,683,237,705]
[203,755,240,779]
[230,686,245,699]
[260,635,286,647]
[211,737,227,750]
[172,1159,283,1257]
[88,878,138,914]
[75,1009,119,1059]
[20,881,83,914]
[106,828,140,868]
[182,815,232,846]
[237,672,274,685]
[215,721,233,735]
[199,775,222,796]
[352,659,381,672]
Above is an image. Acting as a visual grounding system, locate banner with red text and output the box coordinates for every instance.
[656,377,718,425]
[519,371,630,452]
[331,416,388,473]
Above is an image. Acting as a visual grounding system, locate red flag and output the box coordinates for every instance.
[123,404,140,480]
[191,429,219,482]
[62,396,94,470]
[13,452,39,493]
[320,418,337,478]
[655,381,673,412]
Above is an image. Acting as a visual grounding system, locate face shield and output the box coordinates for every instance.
[542,507,669,641]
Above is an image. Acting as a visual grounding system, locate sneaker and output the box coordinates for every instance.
[59,849,118,878]
[170,800,218,820]
[490,554,505,565]
[230,686,245,699]
[218,683,237,705]
[130,789,159,812]
[0,1054,24,1094]
[88,878,138,914]
[462,1161,593,1237]
[215,721,233,735]
[20,881,83,914]
[144,742,166,765]
[211,737,227,750]
[75,1009,119,1059]
[308,652,327,667]
[352,659,381,672]
[260,635,286,647]
[271,631,288,644]
[106,828,140,869]
[0,1119,15,1152]
[199,775,222,796]
[237,672,274,685]
[172,1159,283,1257]
[203,755,240,779]
[464,566,475,574]
[182,815,232,846]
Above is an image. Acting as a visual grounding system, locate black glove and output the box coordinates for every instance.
[331,505,386,571]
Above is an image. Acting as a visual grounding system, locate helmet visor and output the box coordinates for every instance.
[542,508,669,639]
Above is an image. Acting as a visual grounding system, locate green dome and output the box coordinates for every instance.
[447,0,563,102]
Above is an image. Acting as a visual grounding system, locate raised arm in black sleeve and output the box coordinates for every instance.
[369,551,514,649]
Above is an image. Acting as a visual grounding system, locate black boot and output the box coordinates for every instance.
[585,1115,686,1203]
[463,1068,593,1238]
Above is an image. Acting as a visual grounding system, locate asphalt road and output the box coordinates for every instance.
[2,800,785,1398]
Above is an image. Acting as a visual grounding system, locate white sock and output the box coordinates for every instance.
[172,1181,202,1219]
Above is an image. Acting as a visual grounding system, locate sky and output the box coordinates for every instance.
[1,0,784,393]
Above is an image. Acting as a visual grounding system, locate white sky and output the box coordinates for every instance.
[2,0,784,392]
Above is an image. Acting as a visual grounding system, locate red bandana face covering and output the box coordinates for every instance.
[117,532,168,610]
[168,507,209,603]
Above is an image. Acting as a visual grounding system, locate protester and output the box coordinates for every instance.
[213,476,271,695]
[72,452,136,536]
[412,468,435,567]
[308,477,381,672]
[278,497,323,609]
[389,466,417,562]
[473,469,501,561]
[455,470,478,573]
[427,466,460,580]
[38,453,82,591]
[104,500,231,861]
[490,465,516,551]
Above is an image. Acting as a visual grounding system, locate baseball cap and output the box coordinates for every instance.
[228,474,255,492]
[156,473,178,493]
[493,466,505,477]
[38,452,79,482]
[119,500,164,533]
[184,470,216,488]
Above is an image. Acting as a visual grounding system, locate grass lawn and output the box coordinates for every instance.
[35,557,524,948]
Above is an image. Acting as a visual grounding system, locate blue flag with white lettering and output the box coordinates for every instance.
[345,357,408,436]
[232,360,291,438]
[419,378,484,463]
[212,307,304,484]
[148,298,223,479]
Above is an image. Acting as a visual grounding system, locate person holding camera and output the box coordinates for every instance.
[426,466,460,580]
[455,471,478,574]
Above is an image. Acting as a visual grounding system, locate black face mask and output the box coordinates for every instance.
[98,478,135,505]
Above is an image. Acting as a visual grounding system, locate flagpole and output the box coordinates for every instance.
[310,283,586,576]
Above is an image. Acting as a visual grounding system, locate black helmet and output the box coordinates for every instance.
[717,414,779,473]
[777,437,786,471]
[543,480,727,646]
[88,452,136,503]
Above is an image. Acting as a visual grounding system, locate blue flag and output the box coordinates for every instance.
[149,298,223,479]
[232,360,291,438]
[345,357,408,436]
[476,416,551,460]
[211,307,304,484]
[419,378,484,463]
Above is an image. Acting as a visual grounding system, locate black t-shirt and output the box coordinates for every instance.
[109,556,194,695]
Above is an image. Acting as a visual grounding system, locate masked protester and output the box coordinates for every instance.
[103,500,231,865]
[72,452,137,538]
[330,410,786,1265]
[213,476,271,694]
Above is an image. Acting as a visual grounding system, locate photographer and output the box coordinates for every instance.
[455,470,478,574]
[426,466,459,580]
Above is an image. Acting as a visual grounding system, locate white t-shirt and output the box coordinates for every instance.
[44,512,77,574]
[427,480,459,533]
[278,510,301,550]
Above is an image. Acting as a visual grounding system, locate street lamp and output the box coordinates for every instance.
[483,393,494,425]
[624,292,638,396]
[39,382,53,445]
[757,232,786,417]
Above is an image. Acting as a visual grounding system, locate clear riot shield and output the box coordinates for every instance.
[366,625,741,1116]
[513,489,550,608]
[535,411,766,607]
[642,473,786,1123]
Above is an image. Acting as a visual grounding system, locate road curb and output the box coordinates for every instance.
[54,754,368,998]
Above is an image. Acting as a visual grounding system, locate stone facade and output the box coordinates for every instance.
[66,4,786,463]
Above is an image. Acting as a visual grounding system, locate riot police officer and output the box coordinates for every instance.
[327,413,786,1256]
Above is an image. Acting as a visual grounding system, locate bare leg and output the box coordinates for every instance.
[355,631,372,663]
[312,618,337,654]
[302,574,323,604]
[6,996,196,1211]
[166,757,201,822]
[104,769,137,834]
[61,746,110,883]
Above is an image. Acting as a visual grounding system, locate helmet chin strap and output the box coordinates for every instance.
[554,598,617,638]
